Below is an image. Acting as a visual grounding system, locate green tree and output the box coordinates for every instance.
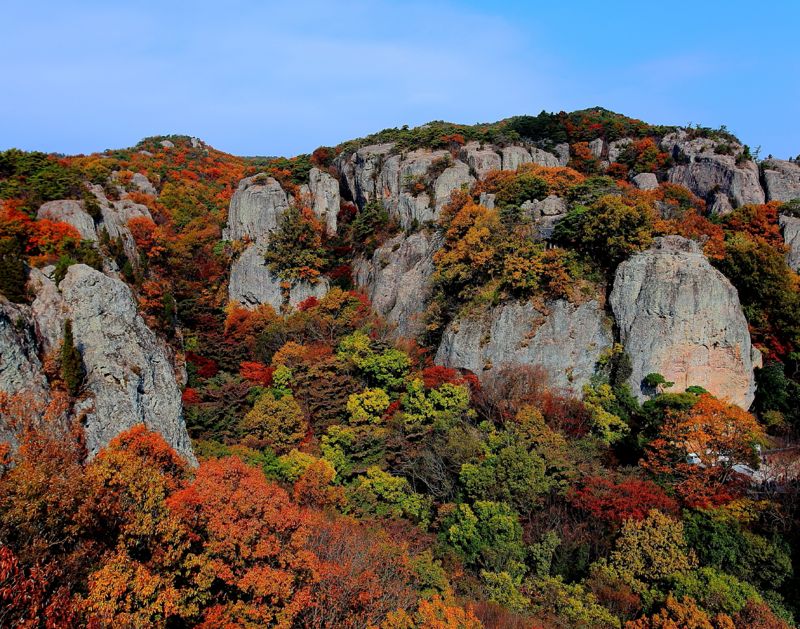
[348,466,431,525]
[239,391,307,453]
[0,237,27,302]
[609,509,696,582]
[60,319,84,396]
[668,567,762,616]
[459,427,551,515]
[440,500,526,576]
[263,205,327,282]
[554,194,656,267]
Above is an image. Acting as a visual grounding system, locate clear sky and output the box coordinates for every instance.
[1,0,798,159]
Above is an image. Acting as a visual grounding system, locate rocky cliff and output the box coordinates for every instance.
[662,131,765,213]
[224,173,331,311]
[0,265,194,462]
[435,299,613,395]
[610,236,759,407]
[353,230,441,338]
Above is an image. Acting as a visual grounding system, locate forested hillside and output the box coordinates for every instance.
[2,108,800,627]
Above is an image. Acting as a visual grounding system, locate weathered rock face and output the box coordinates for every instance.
[434,162,475,211]
[28,267,69,353]
[662,131,765,208]
[87,184,153,262]
[308,167,340,236]
[0,298,49,446]
[336,142,564,229]
[632,173,659,191]
[37,200,98,241]
[228,243,329,311]
[354,230,441,338]
[588,138,605,159]
[461,142,501,178]
[435,299,612,394]
[762,159,800,202]
[223,175,290,242]
[131,172,157,196]
[610,236,758,408]
[57,265,194,460]
[101,198,153,261]
[608,138,633,164]
[0,298,48,399]
[779,214,800,271]
[0,266,194,462]
[553,143,570,166]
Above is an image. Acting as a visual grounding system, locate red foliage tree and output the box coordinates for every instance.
[569,476,679,524]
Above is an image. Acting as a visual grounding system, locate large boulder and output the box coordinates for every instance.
[131,172,157,196]
[434,162,475,210]
[531,147,562,168]
[762,159,800,202]
[610,236,759,408]
[308,167,340,236]
[779,214,800,271]
[461,142,501,178]
[435,299,612,394]
[354,230,441,338]
[662,131,764,208]
[56,265,195,461]
[229,243,328,311]
[632,173,659,191]
[501,146,532,171]
[37,200,97,241]
[223,175,290,242]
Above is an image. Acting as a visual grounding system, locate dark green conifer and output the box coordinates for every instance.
[60,319,84,396]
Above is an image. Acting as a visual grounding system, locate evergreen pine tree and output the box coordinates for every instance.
[60,319,84,396]
[0,238,27,303]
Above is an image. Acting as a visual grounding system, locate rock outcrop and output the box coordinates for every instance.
[608,138,633,164]
[662,131,764,208]
[610,236,759,408]
[308,167,340,235]
[84,184,154,262]
[336,142,564,229]
[0,298,49,446]
[229,243,329,311]
[0,298,48,399]
[762,159,800,202]
[37,200,98,241]
[435,299,612,394]
[461,142,501,178]
[100,198,153,262]
[0,265,194,462]
[223,175,290,242]
[632,173,659,191]
[130,172,157,196]
[57,265,194,460]
[354,230,441,338]
[779,214,800,271]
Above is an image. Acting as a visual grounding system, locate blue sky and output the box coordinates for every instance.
[1,0,798,158]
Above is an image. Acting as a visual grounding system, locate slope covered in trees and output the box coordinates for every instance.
[1,110,800,627]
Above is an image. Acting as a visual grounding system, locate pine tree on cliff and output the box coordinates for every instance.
[0,238,27,303]
[60,319,84,396]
